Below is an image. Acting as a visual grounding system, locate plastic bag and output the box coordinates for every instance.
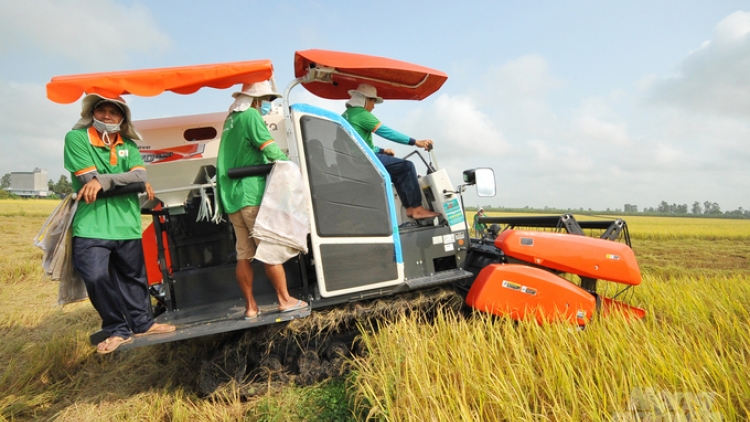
[34,195,88,305]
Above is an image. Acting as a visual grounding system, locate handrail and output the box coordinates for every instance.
[96,182,145,199]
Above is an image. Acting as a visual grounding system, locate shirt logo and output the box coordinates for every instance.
[118,150,129,157]
[224,116,234,131]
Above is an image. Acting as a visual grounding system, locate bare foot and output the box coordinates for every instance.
[409,206,440,219]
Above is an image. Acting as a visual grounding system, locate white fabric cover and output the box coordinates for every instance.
[228,95,254,113]
[345,91,367,109]
[253,161,310,264]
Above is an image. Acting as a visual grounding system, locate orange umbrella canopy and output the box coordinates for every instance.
[295,49,448,101]
[46,60,274,104]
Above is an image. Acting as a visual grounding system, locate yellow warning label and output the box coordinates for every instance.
[502,280,522,291]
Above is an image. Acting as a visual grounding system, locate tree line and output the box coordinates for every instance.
[474,201,750,219]
[624,201,748,218]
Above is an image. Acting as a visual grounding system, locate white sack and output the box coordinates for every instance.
[253,161,310,264]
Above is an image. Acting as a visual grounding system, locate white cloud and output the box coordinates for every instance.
[715,11,750,44]
[0,80,76,178]
[0,0,170,68]
[527,139,594,175]
[0,0,170,178]
[392,93,510,180]
[455,25,750,210]
[481,55,564,100]
[574,116,631,147]
[476,55,567,148]
[416,94,509,156]
[647,11,750,118]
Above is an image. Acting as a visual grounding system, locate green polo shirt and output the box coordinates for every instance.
[216,107,288,214]
[63,127,146,240]
[341,106,381,153]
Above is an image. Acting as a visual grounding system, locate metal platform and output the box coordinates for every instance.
[405,268,473,290]
[90,290,311,351]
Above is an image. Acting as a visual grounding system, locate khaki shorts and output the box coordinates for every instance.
[228,206,260,260]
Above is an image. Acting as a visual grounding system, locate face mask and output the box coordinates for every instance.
[92,118,122,134]
[259,100,272,116]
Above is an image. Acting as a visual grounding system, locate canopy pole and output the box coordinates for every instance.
[282,77,304,166]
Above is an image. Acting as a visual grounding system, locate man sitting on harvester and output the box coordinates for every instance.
[215,80,307,320]
[342,83,440,220]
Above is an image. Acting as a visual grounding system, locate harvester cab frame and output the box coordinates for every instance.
[46,49,645,352]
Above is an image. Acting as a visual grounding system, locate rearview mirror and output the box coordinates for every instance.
[463,168,496,197]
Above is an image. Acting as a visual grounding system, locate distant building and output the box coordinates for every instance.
[6,168,50,198]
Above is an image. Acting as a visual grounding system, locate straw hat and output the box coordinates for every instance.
[348,83,383,104]
[72,93,142,141]
[232,80,282,99]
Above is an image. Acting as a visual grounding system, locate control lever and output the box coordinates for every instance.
[427,144,439,171]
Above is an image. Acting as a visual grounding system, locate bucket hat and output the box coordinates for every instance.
[232,80,282,100]
[348,83,383,104]
[72,93,142,141]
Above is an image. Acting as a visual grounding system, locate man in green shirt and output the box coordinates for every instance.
[216,81,307,320]
[64,94,174,354]
[342,84,440,220]
[472,208,487,237]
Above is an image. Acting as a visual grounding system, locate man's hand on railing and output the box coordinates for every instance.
[145,182,155,201]
[77,178,103,204]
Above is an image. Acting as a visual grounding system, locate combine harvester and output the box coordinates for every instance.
[46,50,645,357]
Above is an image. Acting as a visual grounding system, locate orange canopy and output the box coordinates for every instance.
[295,49,447,101]
[46,60,274,104]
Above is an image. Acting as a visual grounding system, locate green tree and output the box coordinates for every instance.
[54,175,73,195]
[1,173,10,189]
[48,179,55,192]
[703,201,721,215]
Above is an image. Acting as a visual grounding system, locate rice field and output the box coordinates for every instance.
[1,200,748,420]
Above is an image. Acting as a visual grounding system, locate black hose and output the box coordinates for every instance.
[96,182,146,199]
[227,164,274,179]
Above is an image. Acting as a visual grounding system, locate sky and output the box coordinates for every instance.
[1,0,749,212]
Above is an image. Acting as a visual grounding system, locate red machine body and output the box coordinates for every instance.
[496,230,642,286]
[466,264,596,326]
[466,227,646,326]
[466,262,646,325]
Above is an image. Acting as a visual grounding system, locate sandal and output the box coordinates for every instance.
[96,335,133,355]
[135,323,176,337]
[244,311,259,320]
[279,299,307,313]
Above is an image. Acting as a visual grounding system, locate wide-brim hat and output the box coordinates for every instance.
[232,80,282,100]
[348,83,383,104]
[72,93,142,141]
